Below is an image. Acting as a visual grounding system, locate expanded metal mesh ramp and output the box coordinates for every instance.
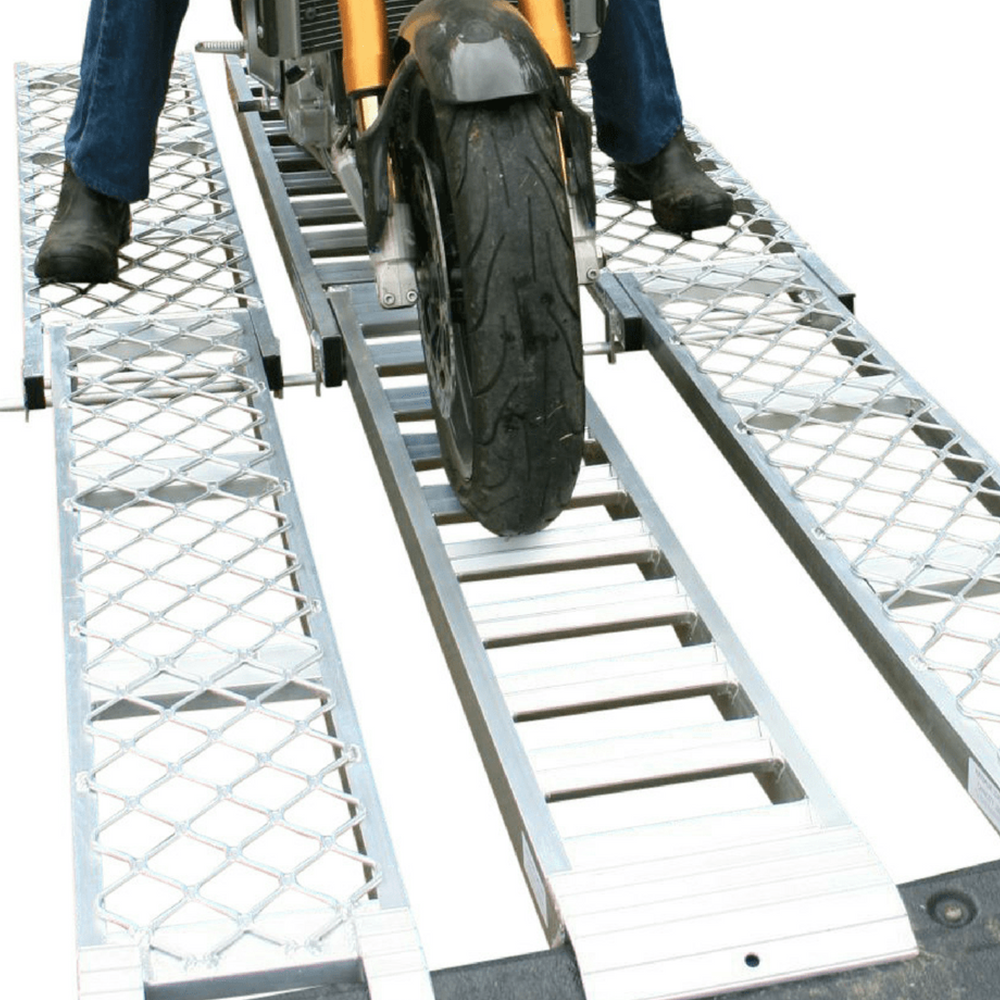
[570,80,1000,842]
[17,58,430,1000]
[225,58,917,1000]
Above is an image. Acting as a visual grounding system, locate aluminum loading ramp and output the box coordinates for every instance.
[221,58,921,1000]
[567,81,1000,841]
[15,58,431,1000]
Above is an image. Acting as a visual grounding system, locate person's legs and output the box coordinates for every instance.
[587,0,733,234]
[65,0,190,202]
[586,0,682,166]
[36,0,189,283]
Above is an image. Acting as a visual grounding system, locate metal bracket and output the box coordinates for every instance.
[370,203,420,311]
[588,269,645,356]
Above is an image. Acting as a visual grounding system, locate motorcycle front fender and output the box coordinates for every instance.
[398,0,559,104]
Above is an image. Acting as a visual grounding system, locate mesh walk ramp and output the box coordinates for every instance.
[224,60,917,999]
[17,59,430,1000]
[573,77,1000,840]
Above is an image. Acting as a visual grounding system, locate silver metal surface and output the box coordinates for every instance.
[567,70,1000,837]
[194,41,246,56]
[370,203,420,310]
[499,644,736,720]
[570,192,602,285]
[225,55,346,385]
[570,77,808,276]
[356,908,435,1000]
[18,58,266,328]
[50,312,422,992]
[78,945,144,1000]
[227,58,916,1000]
[630,252,1000,834]
[19,56,429,1000]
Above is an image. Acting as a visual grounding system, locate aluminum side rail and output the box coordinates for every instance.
[16,58,431,1000]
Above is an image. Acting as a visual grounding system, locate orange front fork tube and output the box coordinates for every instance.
[518,0,576,74]
[338,0,392,99]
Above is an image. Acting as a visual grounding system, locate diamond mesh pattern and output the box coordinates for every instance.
[59,316,376,979]
[638,258,1000,751]
[18,57,259,329]
[571,77,807,271]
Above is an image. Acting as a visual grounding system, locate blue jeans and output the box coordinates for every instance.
[65,0,189,203]
[64,0,681,202]
[587,0,683,164]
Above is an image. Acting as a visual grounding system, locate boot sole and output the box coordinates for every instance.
[34,252,120,285]
[651,198,735,237]
[614,177,734,236]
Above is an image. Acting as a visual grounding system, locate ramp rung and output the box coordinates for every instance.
[471,578,693,647]
[500,644,734,719]
[532,718,780,800]
[860,544,1000,605]
[564,800,821,871]
[447,518,655,581]
[369,339,425,376]
[272,145,323,172]
[556,824,873,902]
[403,432,441,470]
[292,194,360,225]
[302,224,368,256]
[423,463,626,523]
[728,373,919,431]
[282,170,341,196]
[315,259,374,284]
[386,385,434,420]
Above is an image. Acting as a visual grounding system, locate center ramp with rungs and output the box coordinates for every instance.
[18,57,430,1000]
[347,283,919,1000]
[222,56,921,1000]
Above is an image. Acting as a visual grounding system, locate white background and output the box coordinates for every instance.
[1,2,999,996]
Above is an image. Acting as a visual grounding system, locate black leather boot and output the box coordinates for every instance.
[614,129,734,236]
[33,162,131,284]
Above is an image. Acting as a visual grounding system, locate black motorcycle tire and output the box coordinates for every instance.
[412,95,584,536]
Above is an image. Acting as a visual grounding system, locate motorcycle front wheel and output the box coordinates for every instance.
[408,93,584,536]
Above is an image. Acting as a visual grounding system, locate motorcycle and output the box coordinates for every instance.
[236,0,604,535]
